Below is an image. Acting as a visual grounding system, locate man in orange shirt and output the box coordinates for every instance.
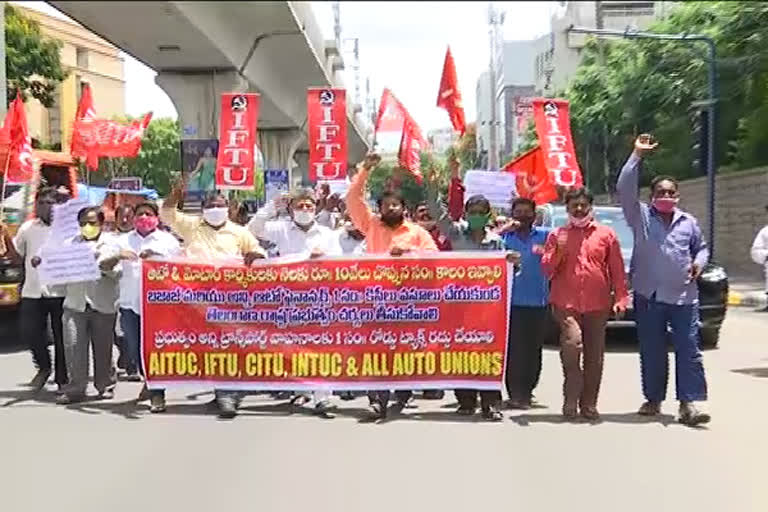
[347,152,438,420]
[542,188,629,421]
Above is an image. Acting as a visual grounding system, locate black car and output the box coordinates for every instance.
[539,205,728,347]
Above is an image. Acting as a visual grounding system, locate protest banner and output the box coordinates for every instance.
[215,93,260,190]
[462,170,517,210]
[38,242,101,286]
[141,254,512,391]
[308,88,348,182]
[50,198,91,242]
[532,98,583,188]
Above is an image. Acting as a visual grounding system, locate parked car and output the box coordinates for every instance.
[539,205,728,347]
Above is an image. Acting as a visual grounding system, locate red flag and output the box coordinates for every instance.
[532,98,583,188]
[308,88,348,182]
[72,113,153,171]
[375,88,406,133]
[502,146,558,205]
[215,93,259,190]
[74,83,96,121]
[436,46,466,135]
[0,92,35,184]
[398,116,427,183]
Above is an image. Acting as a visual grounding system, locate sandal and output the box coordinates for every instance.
[482,407,503,422]
[638,401,661,416]
[456,406,476,416]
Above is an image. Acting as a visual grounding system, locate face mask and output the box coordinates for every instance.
[293,210,315,226]
[466,213,490,231]
[652,197,679,213]
[80,224,101,240]
[568,210,593,228]
[203,207,229,227]
[134,216,159,235]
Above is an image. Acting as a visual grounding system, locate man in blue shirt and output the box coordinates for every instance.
[617,135,710,426]
[502,198,552,409]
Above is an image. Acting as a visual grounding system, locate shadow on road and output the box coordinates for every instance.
[731,367,768,379]
[509,412,678,427]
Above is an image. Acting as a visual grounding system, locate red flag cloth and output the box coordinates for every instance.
[436,46,466,135]
[70,83,97,162]
[0,92,35,184]
[447,177,465,221]
[215,93,259,190]
[72,113,153,171]
[375,88,406,133]
[398,116,427,183]
[532,98,583,188]
[502,146,558,205]
[307,88,348,182]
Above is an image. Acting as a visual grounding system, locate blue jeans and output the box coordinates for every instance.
[634,294,708,403]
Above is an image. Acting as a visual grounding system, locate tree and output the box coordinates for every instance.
[5,4,67,107]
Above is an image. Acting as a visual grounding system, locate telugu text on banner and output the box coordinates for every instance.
[140,254,512,391]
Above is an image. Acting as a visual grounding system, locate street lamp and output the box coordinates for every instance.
[568,25,719,259]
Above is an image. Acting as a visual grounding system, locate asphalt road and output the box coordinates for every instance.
[0,309,766,512]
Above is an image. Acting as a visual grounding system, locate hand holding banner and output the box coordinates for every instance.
[308,88,348,182]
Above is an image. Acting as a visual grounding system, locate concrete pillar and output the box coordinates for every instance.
[155,70,247,141]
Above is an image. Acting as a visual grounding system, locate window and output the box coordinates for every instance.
[76,47,89,69]
[47,84,61,145]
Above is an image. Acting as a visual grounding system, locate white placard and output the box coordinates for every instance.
[318,179,350,198]
[37,242,101,286]
[462,170,517,210]
[50,198,90,243]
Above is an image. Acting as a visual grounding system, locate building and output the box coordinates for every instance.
[534,1,675,95]
[426,127,456,155]
[17,5,126,150]
[475,70,492,168]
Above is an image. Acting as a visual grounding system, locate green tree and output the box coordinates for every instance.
[5,4,67,107]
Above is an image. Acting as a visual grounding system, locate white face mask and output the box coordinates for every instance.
[293,210,315,226]
[202,207,229,227]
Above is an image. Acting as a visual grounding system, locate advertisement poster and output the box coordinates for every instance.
[141,254,512,391]
[181,139,219,201]
[264,169,289,203]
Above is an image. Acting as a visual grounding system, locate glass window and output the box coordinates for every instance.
[76,47,89,69]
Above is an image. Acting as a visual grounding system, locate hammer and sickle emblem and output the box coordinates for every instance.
[319,89,335,105]
[231,95,248,111]
[543,101,558,117]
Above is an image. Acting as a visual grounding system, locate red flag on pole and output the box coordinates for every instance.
[307,88,348,182]
[398,116,428,183]
[502,146,558,205]
[436,46,466,135]
[531,98,583,188]
[74,83,96,121]
[375,88,406,133]
[0,92,35,184]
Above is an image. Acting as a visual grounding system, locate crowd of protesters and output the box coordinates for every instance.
[0,135,712,426]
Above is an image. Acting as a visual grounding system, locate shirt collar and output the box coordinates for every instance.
[650,206,688,226]
[289,221,321,235]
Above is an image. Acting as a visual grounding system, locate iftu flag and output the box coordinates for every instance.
[398,116,428,183]
[436,46,466,135]
[0,91,35,184]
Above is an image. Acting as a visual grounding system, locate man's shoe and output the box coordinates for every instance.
[315,401,335,419]
[638,401,661,416]
[756,305,768,313]
[679,402,710,426]
[338,391,355,401]
[456,405,476,416]
[365,402,386,421]
[422,390,444,400]
[137,384,152,402]
[28,369,51,392]
[562,403,578,419]
[217,396,238,419]
[289,394,311,407]
[125,372,142,383]
[149,394,166,413]
[580,406,600,421]
[98,388,115,400]
[481,406,503,422]
[56,393,85,405]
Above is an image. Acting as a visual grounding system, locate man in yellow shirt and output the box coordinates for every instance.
[161,180,266,418]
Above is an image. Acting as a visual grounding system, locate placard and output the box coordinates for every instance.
[37,243,101,286]
[462,170,517,210]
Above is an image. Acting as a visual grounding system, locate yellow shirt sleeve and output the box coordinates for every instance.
[237,226,265,256]
[160,206,198,241]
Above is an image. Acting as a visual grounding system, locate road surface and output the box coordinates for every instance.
[0,309,766,512]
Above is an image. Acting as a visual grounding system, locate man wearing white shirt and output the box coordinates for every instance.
[101,202,182,412]
[337,212,366,256]
[1,187,69,392]
[248,188,343,417]
[751,204,768,312]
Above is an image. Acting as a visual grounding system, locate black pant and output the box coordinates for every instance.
[505,306,549,400]
[368,390,412,408]
[455,389,502,410]
[20,297,67,386]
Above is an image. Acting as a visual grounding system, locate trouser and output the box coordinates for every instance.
[119,308,142,375]
[368,390,412,408]
[553,308,609,410]
[62,307,117,396]
[634,294,708,403]
[455,389,502,410]
[505,306,549,400]
[115,309,127,370]
[21,297,67,386]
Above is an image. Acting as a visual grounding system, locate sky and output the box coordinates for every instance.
[14,1,559,132]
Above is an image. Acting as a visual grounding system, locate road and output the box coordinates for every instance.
[0,309,766,512]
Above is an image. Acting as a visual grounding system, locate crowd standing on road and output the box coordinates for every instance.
[0,136,713,426]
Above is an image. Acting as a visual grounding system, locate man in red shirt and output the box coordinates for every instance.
[542,188,629,421]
